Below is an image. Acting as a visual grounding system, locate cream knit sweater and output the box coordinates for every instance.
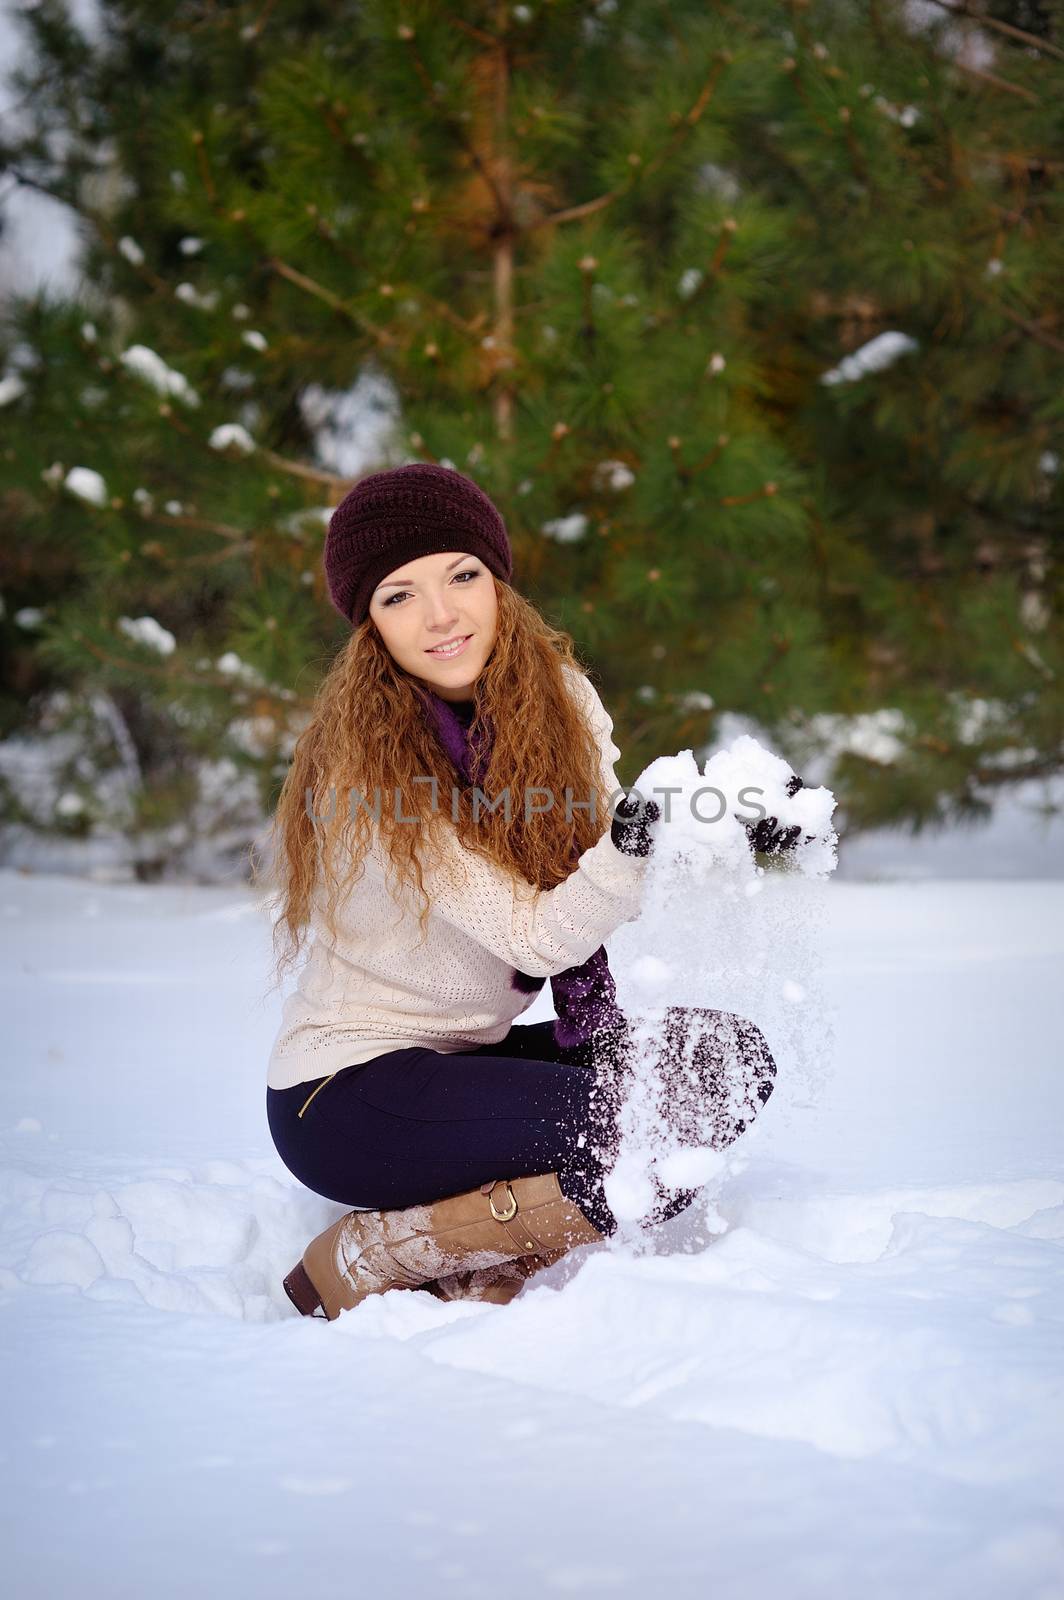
[266,667,647,1090]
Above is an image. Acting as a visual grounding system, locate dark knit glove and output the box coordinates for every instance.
[743,772,810,856]
[610,793,661,858]
[558,1015,632,1074]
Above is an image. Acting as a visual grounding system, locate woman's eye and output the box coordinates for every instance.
[382,570,479,607]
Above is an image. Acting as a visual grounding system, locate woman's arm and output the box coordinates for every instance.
[364,669,646,978]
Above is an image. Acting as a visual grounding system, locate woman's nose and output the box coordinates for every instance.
[424,591,459,624]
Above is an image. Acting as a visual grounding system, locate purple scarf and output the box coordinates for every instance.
[418,687,625,1051]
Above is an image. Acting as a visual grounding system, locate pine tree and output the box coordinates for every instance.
[0,0,1060,874]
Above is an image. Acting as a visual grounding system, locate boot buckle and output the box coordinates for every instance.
[487,1180,518,1222]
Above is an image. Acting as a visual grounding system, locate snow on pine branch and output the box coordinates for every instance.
[119,345,200,407]
[821,331,919,386]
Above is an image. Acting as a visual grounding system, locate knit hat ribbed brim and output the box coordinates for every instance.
[324,462,513,625]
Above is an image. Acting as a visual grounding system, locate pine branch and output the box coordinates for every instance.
[150,510,250,542]
[400,33,509,221]
[265,257,397,347]
[919,0,1064,63]
[524,57,730,235]
[977,293,1064,356]
[243,0,282,42]
[971,755,1063,786]
[952,60,1040,103]
[258,450,349,492]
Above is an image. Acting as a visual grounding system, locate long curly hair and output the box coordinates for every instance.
[258,581,613,988]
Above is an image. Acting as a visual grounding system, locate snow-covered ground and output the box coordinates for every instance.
[1,866,1062,1599]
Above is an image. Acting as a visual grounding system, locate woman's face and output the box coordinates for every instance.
[369,549,499,702]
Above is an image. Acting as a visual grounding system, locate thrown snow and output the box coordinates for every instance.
[2,861,1062,1598]
[603,736,839,1237]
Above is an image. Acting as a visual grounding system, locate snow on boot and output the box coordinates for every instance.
[282,1173,606,1320]
[425,1244,572,1306]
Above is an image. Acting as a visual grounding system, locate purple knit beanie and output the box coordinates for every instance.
[323,462,513,626]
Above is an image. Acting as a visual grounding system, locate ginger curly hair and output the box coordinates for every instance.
[259,581,613,986]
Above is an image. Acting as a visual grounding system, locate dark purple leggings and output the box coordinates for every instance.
[266,1010,777,1237]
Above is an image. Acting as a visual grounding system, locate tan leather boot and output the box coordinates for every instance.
[425,1245,571,1306]
[282,1173,606,1321]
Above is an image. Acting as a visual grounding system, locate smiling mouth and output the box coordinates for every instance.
[425,635,472,658]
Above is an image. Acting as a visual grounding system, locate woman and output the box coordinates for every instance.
[264,462,778,1319]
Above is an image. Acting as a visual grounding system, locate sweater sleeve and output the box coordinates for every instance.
[363,669,646,978]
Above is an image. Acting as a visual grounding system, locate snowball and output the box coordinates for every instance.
[677,268,704,299]
[120,345,200,407]
[118,616,176,656]
[821,331,918,386]
[179,236,204,255]
[55,792,85,817]
[14,607,43,628]
[209,423,255,454]
[241,330,268,351]
[64,466,108,506]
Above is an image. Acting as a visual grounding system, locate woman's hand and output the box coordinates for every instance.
[743,772,812,856]
[610,792,662,858]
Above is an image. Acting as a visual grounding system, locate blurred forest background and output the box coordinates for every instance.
[0,0,1060,882]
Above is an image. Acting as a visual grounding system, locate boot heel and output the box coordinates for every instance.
[283,1259,325,1317]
